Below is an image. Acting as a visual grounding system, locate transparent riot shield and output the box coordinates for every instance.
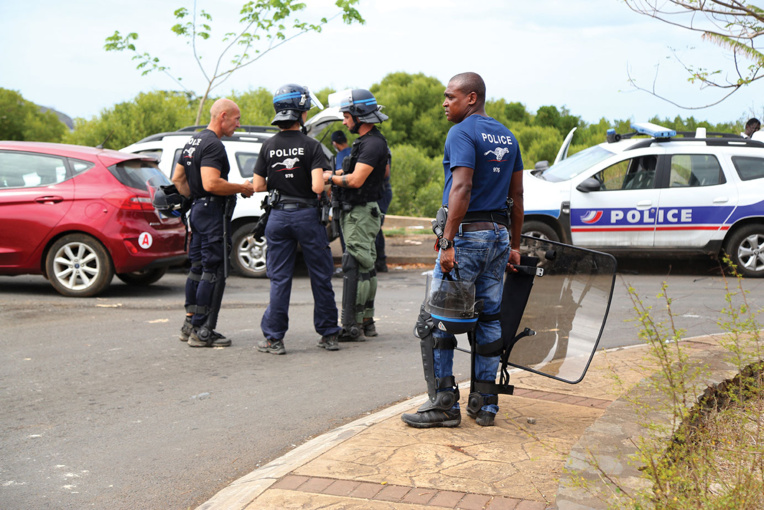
[501,236,617,384]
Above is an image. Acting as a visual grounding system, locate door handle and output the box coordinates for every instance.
[712,197,729,204]
[34,196,64,204]
[636,200,652,208]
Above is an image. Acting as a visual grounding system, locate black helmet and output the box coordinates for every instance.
[423,273,478,335]
[151,184,188,219]
[339,89,388,125]
[272,84,323,125]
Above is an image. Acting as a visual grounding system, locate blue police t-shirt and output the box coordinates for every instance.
[442,115,523,211]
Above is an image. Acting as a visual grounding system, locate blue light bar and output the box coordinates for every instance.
[631,122,676,138]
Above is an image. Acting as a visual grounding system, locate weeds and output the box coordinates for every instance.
[566,265,764,509]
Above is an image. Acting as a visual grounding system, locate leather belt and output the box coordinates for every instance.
[461,222,506,232]
[194,195,224,203]
[273,202,316,210]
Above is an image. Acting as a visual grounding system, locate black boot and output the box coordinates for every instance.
[401,408,461,428]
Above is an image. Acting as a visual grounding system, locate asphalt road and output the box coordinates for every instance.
[1,257,762,509]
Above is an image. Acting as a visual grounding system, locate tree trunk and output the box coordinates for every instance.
[194,83,213,126]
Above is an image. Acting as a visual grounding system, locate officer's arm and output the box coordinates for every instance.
[508,170,524,252]
[201,166,254,197]
[311,168,325,195]
[252,173,267,192]
[439,166,473,273]
[328,162,373,189]
[172,163,191,197]
[505,170,524,272]
[443,167,473,240]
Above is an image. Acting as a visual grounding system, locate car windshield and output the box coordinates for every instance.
[109,160,170,191]
[538,145,615,182]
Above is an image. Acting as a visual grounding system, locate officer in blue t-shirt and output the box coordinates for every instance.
[402,72,524,429]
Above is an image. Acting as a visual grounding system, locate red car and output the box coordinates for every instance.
[0,142,187,297]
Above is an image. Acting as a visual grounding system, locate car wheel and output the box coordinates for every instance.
[231,223,267,278]
[725,224,764,278]
[45,234,115,297]
[521,220,559,254]
[116,267,167,286]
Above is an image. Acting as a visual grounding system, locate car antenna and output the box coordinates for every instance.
[96,131,114,149]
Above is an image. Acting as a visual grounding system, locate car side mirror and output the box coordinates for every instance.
[576,177,601,193]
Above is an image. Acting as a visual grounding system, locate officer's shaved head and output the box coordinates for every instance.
[449,72,486,104]
[210,98,238,119]
[208,98,241,138]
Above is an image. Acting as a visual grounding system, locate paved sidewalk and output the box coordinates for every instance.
[198,333,737,510]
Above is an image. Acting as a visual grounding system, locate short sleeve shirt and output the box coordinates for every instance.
[180,129,230,199]
[442,115,523,211]
[253,130,329,199]
[342,126,388,204]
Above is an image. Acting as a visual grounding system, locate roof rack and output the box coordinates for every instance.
[606,122,759,149]
[176,125,278,133]
[625,137,764,151]
[134,126,278,144]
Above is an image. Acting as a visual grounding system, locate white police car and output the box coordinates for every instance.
[522,122,764,277]
[121,113,343,277]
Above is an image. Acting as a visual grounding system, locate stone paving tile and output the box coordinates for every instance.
[401,486,438,505]
[298,476,334,493]
[269,474,308,490]
[485,496,523,509]
[349,480,385,499]
[252,488,423,509]
[516,501,549,510]
[429,490,466,508]
[323,479,360,496]
[458,493,492,509]
[375,483,411,502]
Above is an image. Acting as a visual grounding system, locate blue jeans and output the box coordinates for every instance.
[432,224,509,414]
[261,207,341,340]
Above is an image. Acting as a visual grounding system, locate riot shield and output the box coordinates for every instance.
[501,236,616,384]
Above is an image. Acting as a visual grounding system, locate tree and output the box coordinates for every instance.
[624,0,764,108]
[105,0,364,125]
[63,91,197,149]
[0,88,67,143]
[370,72,451,159]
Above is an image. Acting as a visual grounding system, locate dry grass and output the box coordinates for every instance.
[658,372,764,510]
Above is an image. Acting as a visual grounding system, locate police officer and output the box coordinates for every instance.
[253,84,342,355]
[323,89,389,341]
[172,98,255,348]
[402,72,524,428]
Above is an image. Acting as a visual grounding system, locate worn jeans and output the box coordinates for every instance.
[432,224,509,413]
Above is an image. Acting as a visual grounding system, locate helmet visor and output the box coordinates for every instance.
[424,273,476,319]
[308,88,324,110]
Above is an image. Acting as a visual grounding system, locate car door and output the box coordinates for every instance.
[569,152,662,249]
[0,151,74,269]
[653,151,737,249]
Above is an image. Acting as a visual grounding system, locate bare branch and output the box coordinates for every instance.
[623,0,764,108]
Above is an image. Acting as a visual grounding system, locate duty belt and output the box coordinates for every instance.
[193,195,225,204]
[274,194,318,210]
[462,210,509,227]
[461,222,507,232]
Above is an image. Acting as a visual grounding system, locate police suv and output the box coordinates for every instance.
[522,122,764,277]
[122,114,342,277]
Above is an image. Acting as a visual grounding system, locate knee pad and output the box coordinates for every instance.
[416,305,459,405]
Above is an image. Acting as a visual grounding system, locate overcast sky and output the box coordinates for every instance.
[1,0,761,125]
